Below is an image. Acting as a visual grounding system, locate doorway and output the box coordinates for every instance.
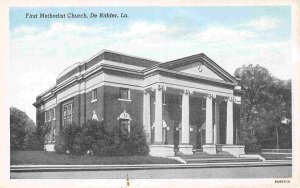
[173,123,179,149]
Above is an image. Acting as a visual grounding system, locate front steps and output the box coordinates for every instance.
[178,150,261,164]
[184,157,261,164]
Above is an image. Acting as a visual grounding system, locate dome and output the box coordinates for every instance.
[57,62,81,80]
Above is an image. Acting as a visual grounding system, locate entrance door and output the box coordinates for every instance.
[173,124,179,149]
[196,129,206,149]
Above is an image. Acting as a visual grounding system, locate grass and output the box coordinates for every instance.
[11,150,181,165]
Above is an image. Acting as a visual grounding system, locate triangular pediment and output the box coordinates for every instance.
[158,53,239,84]
[172,62,224,81]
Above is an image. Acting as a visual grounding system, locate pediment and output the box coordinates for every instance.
[172,62,224,81]
[159,53,239,84]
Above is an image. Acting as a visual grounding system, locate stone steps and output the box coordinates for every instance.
[179,151,261,164]
[192,151,234,157]
[185,157,261,164]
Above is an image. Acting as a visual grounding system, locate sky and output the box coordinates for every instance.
[9,6,291,122]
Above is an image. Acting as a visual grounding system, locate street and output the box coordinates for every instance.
[11,165,291,179]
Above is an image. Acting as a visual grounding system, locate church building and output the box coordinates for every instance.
[33,50,245,157]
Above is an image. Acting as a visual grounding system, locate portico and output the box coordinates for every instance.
[143,53,244,157]
[144,83,244,157]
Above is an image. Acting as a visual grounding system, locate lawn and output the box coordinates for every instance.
[11,150,181,165]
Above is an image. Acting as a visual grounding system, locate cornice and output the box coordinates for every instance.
[144,67,236,88]
[154,53,239,85]
[35,64,144,105]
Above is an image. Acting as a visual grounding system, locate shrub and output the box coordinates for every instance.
[110,123,149,156]
[73,120,112,156]
[127,124,149,155]
[55,120,149,156]
[244,142,262,153]
[54,123,81,154]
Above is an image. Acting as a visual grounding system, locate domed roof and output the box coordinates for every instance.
[57,62,81,80]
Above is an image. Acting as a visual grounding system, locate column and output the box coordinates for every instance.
[179,89,193,155]
[205,95,213,144]
[226,97,234,144]
[149,85,174,157]
[181,89,190,144]
[143,91,151,143]
[154,85,163,144]
[214,100,220,145]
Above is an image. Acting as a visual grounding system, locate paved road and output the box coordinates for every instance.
[11,165,291,179]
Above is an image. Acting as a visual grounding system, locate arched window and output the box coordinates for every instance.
[117,110,131,134]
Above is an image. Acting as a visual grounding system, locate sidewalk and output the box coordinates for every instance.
[11,160,292,172]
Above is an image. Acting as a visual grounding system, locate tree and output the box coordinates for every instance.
[10,107,37,150]
[234,64,292,152]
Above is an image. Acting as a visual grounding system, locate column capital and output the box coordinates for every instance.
[180,89,193,95]
[215,96,227,103]
[151,84,167,92]
[206,93,216,99]
[225,96,234,102]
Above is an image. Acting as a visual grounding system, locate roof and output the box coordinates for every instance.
[56,50,160,84]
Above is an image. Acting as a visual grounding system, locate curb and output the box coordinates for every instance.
[11,161,292,172]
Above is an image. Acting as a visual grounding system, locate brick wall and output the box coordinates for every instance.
[103,85,143,131]
[85,86,104,123]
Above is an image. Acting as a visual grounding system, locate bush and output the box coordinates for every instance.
[54,123,81,154]
[109,123,149,156]
[73,120,112,156]
[244,142,262,153]
[55,120,149,156]
[126,123,149,155]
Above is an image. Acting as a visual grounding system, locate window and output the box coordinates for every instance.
[53,108,56,120]
[162,93,166,105]
[49,109,52,121]
[118,110,131,135]
[62,101,73,126]
[52,127,56,142]
[120,120,130,134]
[119,88,130,100]
[44,111,47,123]
[91,89,97,102]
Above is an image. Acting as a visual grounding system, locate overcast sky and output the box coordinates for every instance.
[9,6,291,122]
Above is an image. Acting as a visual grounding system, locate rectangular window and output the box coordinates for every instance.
[49,109,52,121]
[44,111,47,123]
[62,101,73,126]
[162,93,166,105]
[119,88,130,100]
[53,108,56,120]
[52,127,56,142]
[91,89,97,102]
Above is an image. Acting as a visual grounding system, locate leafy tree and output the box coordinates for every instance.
[10,107,37,150]
[234,65,292,152]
